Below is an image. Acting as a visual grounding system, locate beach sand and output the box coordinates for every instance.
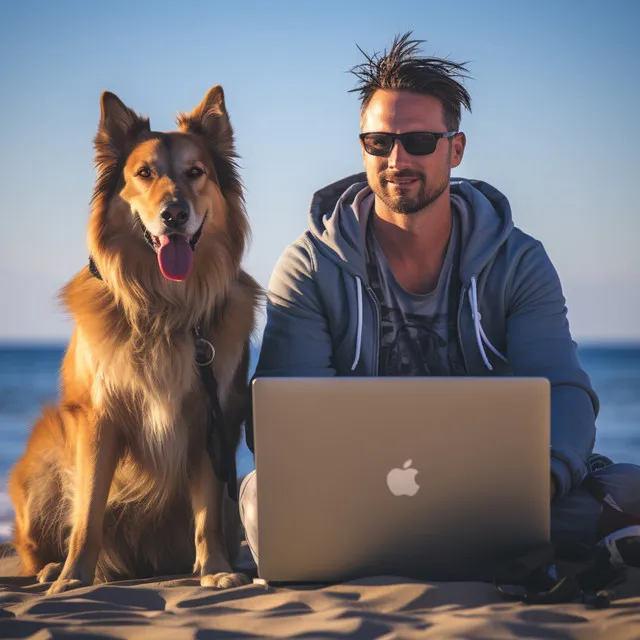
[2,543,640,639]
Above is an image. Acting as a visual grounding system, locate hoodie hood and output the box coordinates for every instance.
[308,172,515,286]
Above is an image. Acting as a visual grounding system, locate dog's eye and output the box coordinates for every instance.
[186,166,205,179]
[136,166,152,179]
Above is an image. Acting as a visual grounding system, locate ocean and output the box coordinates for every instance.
[0,343,639,541]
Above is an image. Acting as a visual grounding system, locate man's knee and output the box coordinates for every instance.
[239,469,258,563]
[551,463,640,543]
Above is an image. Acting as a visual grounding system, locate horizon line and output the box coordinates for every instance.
[1,339,639,350]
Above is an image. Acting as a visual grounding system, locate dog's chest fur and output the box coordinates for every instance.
[77,325,240,500]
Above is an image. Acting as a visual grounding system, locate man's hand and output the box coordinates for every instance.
[550,475,557,501]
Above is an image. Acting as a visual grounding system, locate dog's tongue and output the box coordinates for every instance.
[157,235,193,281]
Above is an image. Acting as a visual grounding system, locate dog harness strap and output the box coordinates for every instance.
[194,325,238,502]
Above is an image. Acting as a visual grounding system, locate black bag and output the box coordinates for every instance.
[494,539,627,607]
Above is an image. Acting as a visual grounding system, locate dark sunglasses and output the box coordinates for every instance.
[360,131,458,157]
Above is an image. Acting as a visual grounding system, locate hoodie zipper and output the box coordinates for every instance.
[457,285,469,374]
[364,284,381,376]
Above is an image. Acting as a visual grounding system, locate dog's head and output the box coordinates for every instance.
[88,86,247,293]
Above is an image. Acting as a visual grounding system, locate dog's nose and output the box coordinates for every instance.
[160,200,189,228]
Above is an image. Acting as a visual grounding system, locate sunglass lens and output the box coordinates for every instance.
[363,134,393,156]
[402,133,438,155]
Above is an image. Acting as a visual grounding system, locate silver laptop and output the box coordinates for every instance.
[252,377,550,583]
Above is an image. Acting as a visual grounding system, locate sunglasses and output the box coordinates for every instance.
[360,131,458,157]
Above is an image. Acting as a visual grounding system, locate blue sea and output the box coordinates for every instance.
[0,343,639,541]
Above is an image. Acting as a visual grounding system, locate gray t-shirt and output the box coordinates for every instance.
[365,205,466,377]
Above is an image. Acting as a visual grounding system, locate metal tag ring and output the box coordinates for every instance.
[195,338,215,366]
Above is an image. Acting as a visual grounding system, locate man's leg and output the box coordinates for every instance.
[551,486,602,543]
[239,469,259,565]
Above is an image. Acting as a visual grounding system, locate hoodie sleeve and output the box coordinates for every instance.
[506,241,599,498]
[245,239,336,452]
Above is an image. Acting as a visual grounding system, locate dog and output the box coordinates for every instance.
[8,86,261,594]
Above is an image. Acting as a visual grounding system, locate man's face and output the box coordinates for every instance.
[361,90,465,215]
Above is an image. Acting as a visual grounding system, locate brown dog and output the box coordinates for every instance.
[8,87,261,594]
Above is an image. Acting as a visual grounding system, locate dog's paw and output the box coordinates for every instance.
[200,572,250,589]
[47,578,87,595]
[37,562,64,584]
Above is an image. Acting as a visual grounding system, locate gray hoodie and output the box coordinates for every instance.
[251,173,599,498]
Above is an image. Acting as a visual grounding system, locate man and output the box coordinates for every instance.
[239,33,640,570]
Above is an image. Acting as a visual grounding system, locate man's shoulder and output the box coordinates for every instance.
[270,230,347,291]
[484,226,558,295]
[507,224,543,248]
[274,230,321,272]
[492,225,563,304]
[276,223,358,274]
[499,225,547,264]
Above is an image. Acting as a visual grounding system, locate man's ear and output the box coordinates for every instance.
[450,132,466,168]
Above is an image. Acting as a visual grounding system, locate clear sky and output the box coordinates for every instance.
[1,0,638,343]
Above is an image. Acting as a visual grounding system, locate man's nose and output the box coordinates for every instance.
[160,199,190,229]
[387,138,412,168]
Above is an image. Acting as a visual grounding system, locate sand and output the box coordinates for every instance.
[2,543,640,639]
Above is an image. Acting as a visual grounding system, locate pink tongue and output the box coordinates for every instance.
[157,235,194,281]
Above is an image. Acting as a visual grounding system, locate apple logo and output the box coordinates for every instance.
[386,459,420,496]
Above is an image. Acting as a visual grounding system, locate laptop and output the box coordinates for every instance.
[251,377,550,583]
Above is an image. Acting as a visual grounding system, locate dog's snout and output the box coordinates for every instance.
[160,200,189,228]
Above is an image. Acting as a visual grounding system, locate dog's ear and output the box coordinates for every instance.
[94,92,150,170]
[177,86,241,194]
[177,85,235,159]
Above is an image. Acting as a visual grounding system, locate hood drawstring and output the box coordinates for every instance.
[351,276,363,371]
[469,276,508,371]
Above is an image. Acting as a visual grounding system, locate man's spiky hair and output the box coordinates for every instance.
[350,32,472,131]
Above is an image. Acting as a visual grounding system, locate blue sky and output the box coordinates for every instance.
[1,0,638,342]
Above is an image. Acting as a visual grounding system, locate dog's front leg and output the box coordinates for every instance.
[48,417,121,595]
[190,452,249,588]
